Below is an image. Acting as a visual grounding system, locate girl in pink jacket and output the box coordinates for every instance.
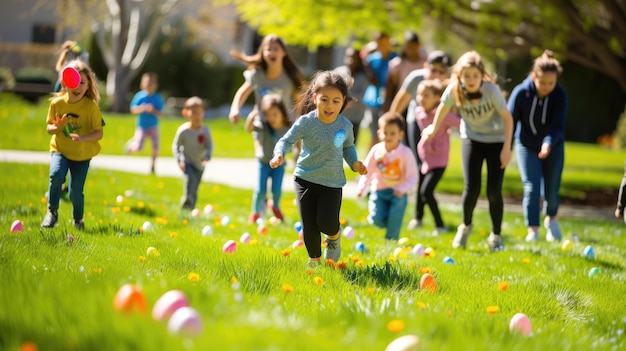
[414,79,460,235]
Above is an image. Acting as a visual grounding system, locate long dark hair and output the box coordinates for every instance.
[295,71,354,116]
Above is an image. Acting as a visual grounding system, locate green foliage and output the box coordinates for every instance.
[0,162,625,350]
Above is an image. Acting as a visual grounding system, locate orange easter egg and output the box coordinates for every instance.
[114,284,147,314]
[419,273,437,293]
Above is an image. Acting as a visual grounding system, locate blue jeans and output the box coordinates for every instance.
[47,152,91,220]
[252,161,285,214]
[515,139,564,226]
[368,188,408,240]
[182,162,204,209]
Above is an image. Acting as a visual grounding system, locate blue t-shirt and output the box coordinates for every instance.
[363,51,397,107]
[274,110,358,188]
[130,90,164,128]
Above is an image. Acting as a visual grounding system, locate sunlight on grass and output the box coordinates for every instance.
[0,162,625,350]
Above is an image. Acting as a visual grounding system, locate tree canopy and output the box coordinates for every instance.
[231,0,626,93]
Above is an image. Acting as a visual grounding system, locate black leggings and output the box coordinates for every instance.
[415,167,446,227]
[461,139,505,234]
[294,177,342,259]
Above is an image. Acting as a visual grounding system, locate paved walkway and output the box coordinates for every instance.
[0,149,614,220]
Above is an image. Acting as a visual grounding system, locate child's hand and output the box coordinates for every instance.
[179,162,186,172]
[269,155,283,168]
[229,109,240,123]
[353,161,367,175]
[538,143,551,159]
[144,104,155,113]
[500,147,511,169]
[53,113,68,128]
[69,133,81,142]
[393,189,403,198]
[616,209,622,219]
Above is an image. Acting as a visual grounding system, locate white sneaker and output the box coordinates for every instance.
[525,230,539,242]
[323,236,341,262]
[544,217,562,242]
[407,219,422,230]
[487,233,504,251]
[452,224,472,249]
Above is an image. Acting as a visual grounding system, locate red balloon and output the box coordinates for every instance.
[62,66,81,89]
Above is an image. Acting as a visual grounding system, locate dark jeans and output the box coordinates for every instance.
[416,167,446,228]
[294,177,342,259]
[461,139,505,234]
[515,139,564,226]
[181,161,204,209]
[47,152,91,220]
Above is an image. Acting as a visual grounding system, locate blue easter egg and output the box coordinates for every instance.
[583,245,595,259]
[355,241,365,253]
[294,221,302,233]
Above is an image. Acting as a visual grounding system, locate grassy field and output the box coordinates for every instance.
[0,92,623,202]
[0,93,626,350]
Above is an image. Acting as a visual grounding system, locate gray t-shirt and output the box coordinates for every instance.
[252,118,289,164]
[274,110,358,188]
[172,123,213,170]
[398,68,427,123]
[247,69,296,121]
[441,81,507,143]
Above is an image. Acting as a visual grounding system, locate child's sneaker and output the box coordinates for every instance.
[271,207,284,221]
[544,217,562,242]
[324,236,341,262]
[487,233,504,251]
[74,219,85,231]
[306,258,321,270]
[432,226,447,236]
[452,224,472,248]
[525,229,539,242]
[407,219,422,230]
[41,209,58,228]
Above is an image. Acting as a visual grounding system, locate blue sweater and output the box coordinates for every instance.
[273,110,358,188]
[508,75,567,152]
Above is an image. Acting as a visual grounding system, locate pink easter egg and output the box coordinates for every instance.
[152,290,189,322]
[203,204,214,215]
[10,220,23,233]
[167,306,202,337]
[291,240,304,249]
[509,313,532,336]
[342,226,355,239]
[62,66,81,89]
[222,240,236,254]
[191,208,200,217]
[240,232,251,244]
[412,244,425,256]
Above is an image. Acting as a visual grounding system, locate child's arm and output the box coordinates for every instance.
[69,129,103,142]
[499,108,514,169]
[394,151,419,197]
[244,108,259,133]
[422,103,451,141]
[229,82,253,123]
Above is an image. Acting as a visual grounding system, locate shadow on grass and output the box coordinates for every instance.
[342,261,421,290]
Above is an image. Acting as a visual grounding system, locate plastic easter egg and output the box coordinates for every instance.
[152,290,189,322]
[116,195,124,204]
[256,218,266,226]
[588,267,600,277]
[571,233,579,242]
[561,239,573,251]
[412,244,425,256]
[583,245,595,259]
[10,220,23,233]
[393,247,407,258]
[269,216,279,225]
[201,225,213,236]
[257,225,268,235]
[385,334,420,351]
[419,273,437,293]
[509,313,532,336]
[142,221,152,231]
[203,204,214,215]
[222,240,236,254]
[146,247,160,257]
[167,306,202,337]
[443,256,455,264]
[355,241,366,253]
[62,66,81,89]
[292,239,304,249]
[294,221,302,233]
[424,247,435,258]
[220,216,230,226]
[113,284,147,314]
[191,208,200,217]
[398,237,410,246]
[240,232,251,244]
[342,226,355,240]
[65,234,75,243]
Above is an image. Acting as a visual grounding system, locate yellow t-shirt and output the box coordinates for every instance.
[47,95,105,161]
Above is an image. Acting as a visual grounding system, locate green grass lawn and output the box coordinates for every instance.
[0,92,623,203]
[1,161,625,350]
[1,93,626,350]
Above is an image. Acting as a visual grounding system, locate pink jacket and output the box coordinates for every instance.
[357,142,418,195]
[416,106,460,174]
